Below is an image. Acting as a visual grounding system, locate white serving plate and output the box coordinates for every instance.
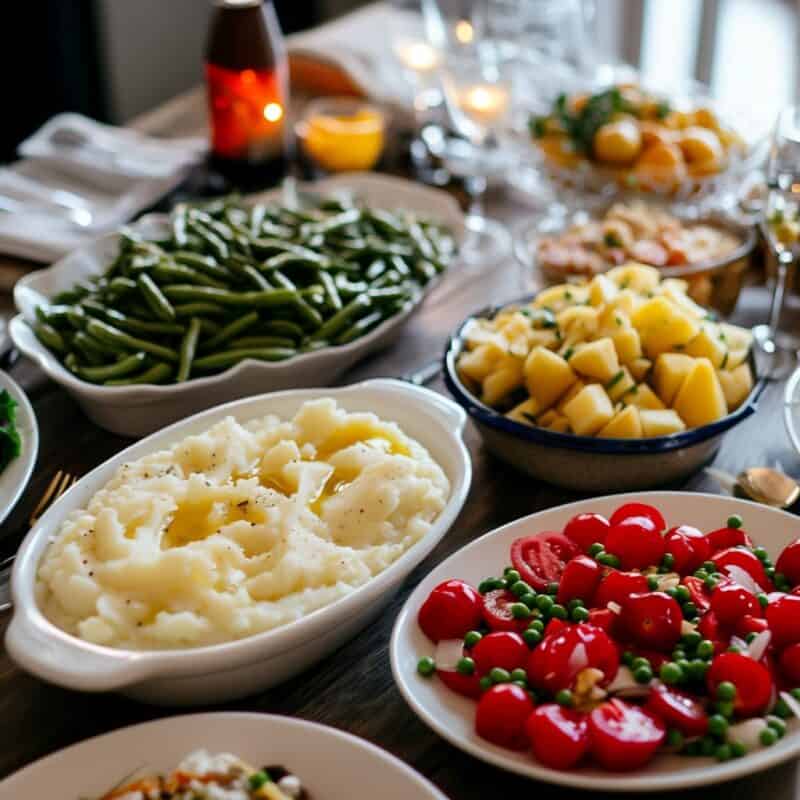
[6,379,471,705]
[391,491,800,792]
[10,173,465,437]
[0,712,448,799]
[0,370,38,527]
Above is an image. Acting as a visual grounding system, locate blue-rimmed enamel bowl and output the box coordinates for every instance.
[443,297,765,492]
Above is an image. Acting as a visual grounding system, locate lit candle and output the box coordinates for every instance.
[454,19,474,44]
[394,40,441,74]
[458,84,510,126]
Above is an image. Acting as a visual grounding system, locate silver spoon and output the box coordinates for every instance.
[735,466,800,509]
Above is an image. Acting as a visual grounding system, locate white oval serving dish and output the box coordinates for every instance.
[0,712,448,799]
[6,378,471,705]
[10,173,465,437]
[391,491,800,792]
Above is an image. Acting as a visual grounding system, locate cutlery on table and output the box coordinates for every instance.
[706,465,800,509]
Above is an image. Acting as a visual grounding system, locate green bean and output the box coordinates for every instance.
[172,251,229,281]
[36,305,70,328]
[270,269,296,290]
[71,335,106,365]
[262,250,329,271]
[368,286,411,305]
[366,209,406,236]
[151,261,228,290]
[229,335,296,349]
[308,294,372,342]
[162,284,297,309]
[176,318,201,382]
[192,347,296,370]
[77,352,148,383]
[187,220,229,261]
[33,322,67,353]
[373,269,401,288]
[107,276,138,300]
[105,362,173,386]
[201,311,259,351]
[137,273,176,321]
[73,330,118,358]
[389,255,411,276]
[261,320,305,340]
[300,339,330,353]
[249,203,267,237]
[197,318,221,336]
[172,204,189,247]
[86,319,179,363]
[318,270,342,311]
[299,207,361,237]
[64,352,79,372]
[189,209,234,241]
[413,260,439,282]
[291,295,324,329]
[129,253,161,271]
[335,310,386,344]
[65,306,87,330]
[173,302,228,318]
[242,264,271,290]
[365,259,387,280]
[83,301,186,336]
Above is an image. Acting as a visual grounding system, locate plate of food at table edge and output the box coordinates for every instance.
[5,19,800,795]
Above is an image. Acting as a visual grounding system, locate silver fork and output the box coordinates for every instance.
[0,470,78,613]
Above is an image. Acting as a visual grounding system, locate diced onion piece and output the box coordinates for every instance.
[727,718,767,750]
[605,665,651,697]
[780,691,800,720]
[568,643,589,675]
[748,630,771,662]
[434,639,464,672]
[606,601,622,615]
[656,573,680,591]
[724,564,761,596]
[681,620,698,636]
[730,635,749,654]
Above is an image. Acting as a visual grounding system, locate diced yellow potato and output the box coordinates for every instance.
[556,379,587,413]
[719,322,753,351]
[685,325,727,368]
[569,337,620,382]
[598,404,643,438]
[563,384,614,436]
[462,319,509,350]
[717,363,753,410]
[537,409,560,427]
[482,357,524,405]
[606,367,636,402]
[531,284,588,312]
[653,352,695,405]
[672,357,728,427]
[506,397,542,426]
[606,262,661,293]
[623,383,666,410]
[547,415,571,433]
[640,409,687,437]
[588,273,619,306]
[524,347,576,409]
[458,342,506,383]
[659,279,708,319]
[610,288,644,317]
[631,296,700,358]
[557,305,599,344]
[726,348,749,369]
[629,357,652,382]
[529,328,560,350]
[611,327,642,364]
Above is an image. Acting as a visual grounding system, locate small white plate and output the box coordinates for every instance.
[0,370,38,528]
[391,491,800,792]
[0,712,447,799]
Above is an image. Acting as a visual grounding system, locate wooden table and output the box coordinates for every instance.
[2,102,800,800]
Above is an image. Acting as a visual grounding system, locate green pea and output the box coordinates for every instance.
[521,593,539,609]
[634,666,653,684]
[504,568,521,583]
[464,631,482,648]
[490,667,511,684]
[536,595,554,613]
[727,514,743,529]
[716,681,736,701]
[549,604,568,620]
[708,714,728,739]
[694,569,709,581]
[730,741,746,758]
[417,657,436,676]
[555,689,573,707]
[705,575,719,591]
[775,572,790,591]
[588,542,604,556]
[571,606,590,623]
[666,587,679,599]
[754,546,769,562]
[760,727,778,746]
[662,553,675,569]
[699,736,716,757]
[568,598,585,610]
[647,575,659,590]
[478,578,498,594]
[682,601,698,620]
[666,729,684,749]
[792,688,800,701]
[597,553,620,568]
[660,662,683,685]
[715,744,732,762]
[547,582,559,596]
[684,740,702,756]
[632,657,651,671]
[249,771,271,790]
[689,659,708,681]
[528,619,545,633]
[697,640,715,659]
[510,668,528,683]
[675,585,691,603]
[479,676,493,691]
[457,657,475,675]
[523,628,543,647]
[702,561,718,573]
[511,602,531,619]
[682,631,702,648]
[512,680,528,689]
[672,648,687,662]
[768,717,787,737]
[773,698,792,719]
[511,580,533,597]
[717,701,735,719]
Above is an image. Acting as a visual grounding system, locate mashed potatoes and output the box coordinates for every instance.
[36,399,450,650]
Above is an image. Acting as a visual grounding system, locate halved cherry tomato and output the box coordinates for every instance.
[511,532,578,591]
[713,547,773,592]
[418,580,483,642]
[471,631,528,674]
[587,608,617,633]
[482,589,528,633]
[563,513,611,552]
[776,540,800,587]
[663,525,710,575]
[697,611,728,654]
[766,594,800,648]
[734,614,769,638]
[588,699,665,771]
[778,642,800,683]
[710,582,761,627]
[557,555,602,606]
[681,576,711,614]
[526,704,589,769]
[437,669,483,698]
[609,503,666,531]
[594,571,649,609]
[624,592,683,651]
[475,684,534,749]
[644,684,709,737]
[605,516,665,570]
[706,526,754,553]
[527,623,619,693]
[707,653,773,716]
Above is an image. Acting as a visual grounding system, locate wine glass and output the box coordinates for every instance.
[754,106,800,378]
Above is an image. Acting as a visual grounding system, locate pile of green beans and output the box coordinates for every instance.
[32,195,456,386]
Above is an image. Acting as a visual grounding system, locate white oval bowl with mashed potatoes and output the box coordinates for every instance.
[6,379,471,705]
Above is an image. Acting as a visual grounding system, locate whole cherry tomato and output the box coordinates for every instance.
[706,526,754,554]
[587,608,617,633]
[563,512,611,552]
[779,642,800,684]
[624,592,683,651]
[511,532,578,591]
[605,516,665,571]
[475,684,534,749]
[681,576,711,614]
[706,652,773,716]
[594,571,649,609]
[527,623,619,693]
[471,631,528,674]
[588,699,665,771]
[663,525,710,575]
[776,540,800,588]
[418,580,483,642]
[557,555,603,606]
[766,594,800,648]
[644,684,709,737]
[526,704,590,769]
[609,503,666,532]
[437,669,483,698]
[482,589,529,633]
[713,547,773,592]
[710,582,761,627]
